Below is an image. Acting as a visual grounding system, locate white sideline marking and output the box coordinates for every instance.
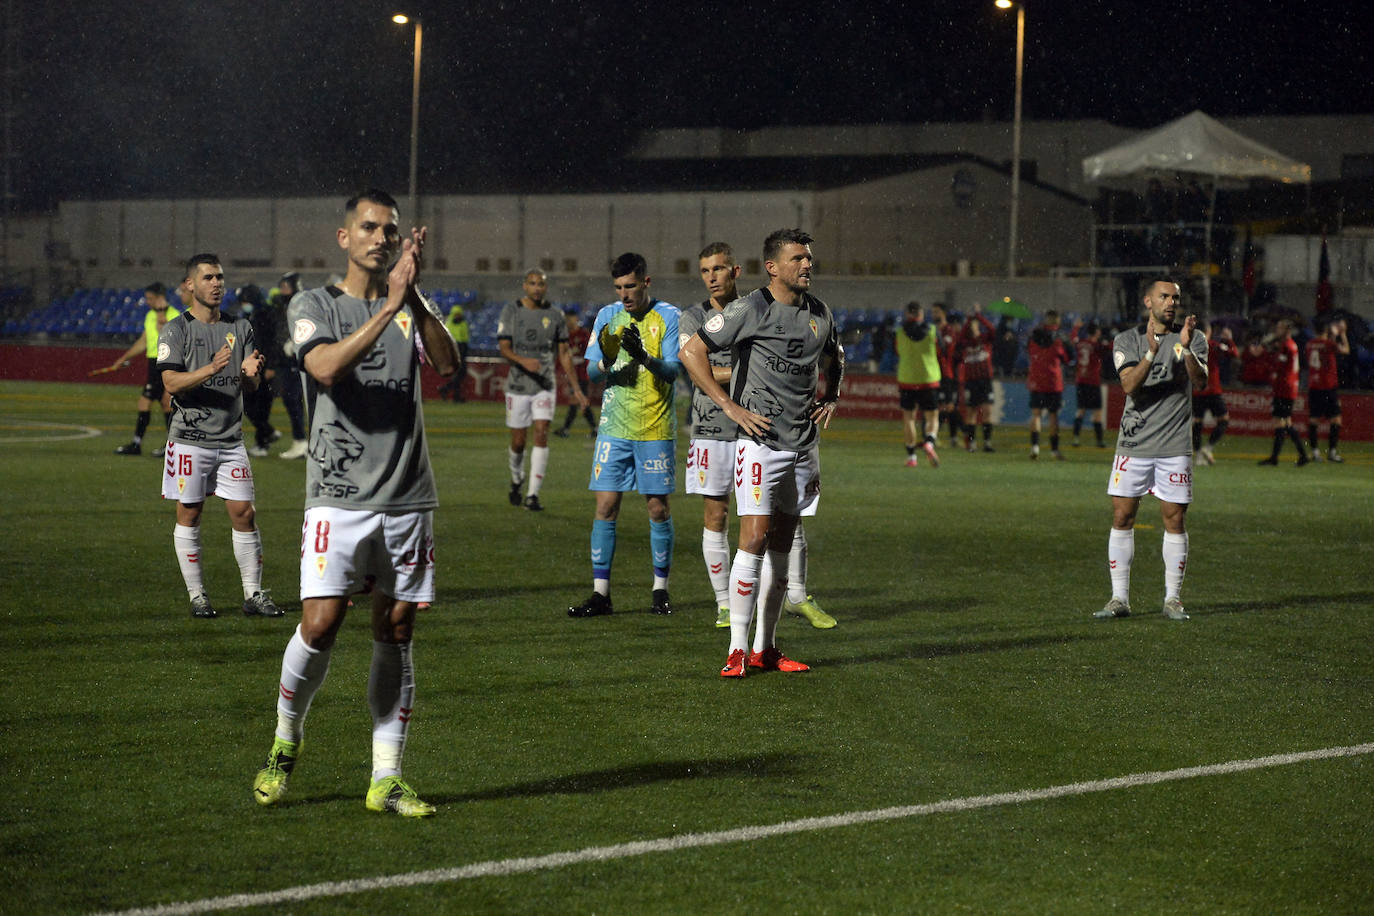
[101,742,1374,916]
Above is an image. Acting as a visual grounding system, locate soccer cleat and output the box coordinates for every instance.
[720,649,747,678]
[1309,449,1324,463]
[150,446,166,458]
[1199,444,1215,465]
[243,590,284,618]
[553,427,570,438]
[1328,449,1344,464]
[922,440,940,468]
[1257,457,1278,466]
[1162,597,1190,621]
[1093,597,1130,619]
[1030,445,1040,460]
[651,588,672,615]
[965,438,976,453]
[365,775,436,817]
[252,737,299,806]
[190,594,217,619]
[247,444,270,458]
[714,606,730,628]
[905,455,918,467]
[1296,452,1311,467]
[568,592,613,618]
[523,494,544,512]
[784,594,837,629]
[748,647,811,672]
[982,444,996,453]
[280,439,308,459]
[508,482,522,506]
[114,441,141,456]
[1052,450,1065,461]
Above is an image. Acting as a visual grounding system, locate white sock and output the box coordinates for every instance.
[753,548,789,653]
[275,625,332,744]
[1162,531,1189,601]
[508,447,524,486]
[174,524,205,599]
[702,527,731,608]
[787,523,808,603]
[232,528,263,599]
[727,550,762,654]
[527,445,550,497]
[369,640,415,781]
[1108,528,1134,602]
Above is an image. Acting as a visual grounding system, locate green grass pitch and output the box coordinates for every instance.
[3,380,1372,914]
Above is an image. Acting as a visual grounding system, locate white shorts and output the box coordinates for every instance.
[734,439,821,517]
[161,441,255,504]
[506,390,555,428]
[299,506,435,602]
[686,438,734,497]
[1107,453,1193,504]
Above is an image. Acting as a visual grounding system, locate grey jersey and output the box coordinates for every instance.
[678,300,739,442]
[498,301,567,394]
[1112,325,1209,458]
[289,287,437,512]
[697,287,839,452]
[157,311,255,449]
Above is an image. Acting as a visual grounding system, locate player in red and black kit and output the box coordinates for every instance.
[1191,319,1236,465]
[932,304,963,448]
[1026,310,1071,460]
[1305,316,1350,463]
[1070,320,1110,448]
[1258,318,1310,466]
[955,306,996,451]
[555,309,598,438]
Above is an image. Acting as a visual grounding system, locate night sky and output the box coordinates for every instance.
[16,0,1369,207]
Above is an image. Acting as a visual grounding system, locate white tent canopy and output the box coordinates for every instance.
[1082,110,1311,185]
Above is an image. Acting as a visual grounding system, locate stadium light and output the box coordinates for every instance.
[996,0,1024,279]
[392,13,423,222]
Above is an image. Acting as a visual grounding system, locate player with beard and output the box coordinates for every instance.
[1097,278,1208,622]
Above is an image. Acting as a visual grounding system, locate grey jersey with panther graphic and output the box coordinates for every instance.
[678,300,739,442]
[1112,325,1209,458]
[157,311,255,449]
[289,286,437,512]
[498,301,567,395]
[697,287,839,452]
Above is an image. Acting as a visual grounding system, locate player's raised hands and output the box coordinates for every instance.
[211,342,232,372]
[1179,314,1198,345]
[621,323,647,362]
[242,348,264,379]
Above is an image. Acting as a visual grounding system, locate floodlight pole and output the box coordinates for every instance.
[394,14,423,223]
[1007,2,1025,279]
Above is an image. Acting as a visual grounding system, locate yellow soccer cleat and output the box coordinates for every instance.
[252,737,300,807]
[366,776,436,817]
[783,594,837,629]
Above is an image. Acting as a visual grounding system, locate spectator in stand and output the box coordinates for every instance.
[1305,316,1350,463]
[1258,318,1310,467]
[931,303,962,448]
[1070,320,1110,448]
[1026,310,1071,460]
[955,304,996,452]
[1191,320,1235,465]
[556,309,598,437]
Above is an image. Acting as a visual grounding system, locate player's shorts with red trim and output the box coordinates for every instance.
[686,438,734,497]
[161,441,254,503]
[299,506,435,603]
[505,389,556,427]
[1106,453,1193,504]
[734,439,820,517]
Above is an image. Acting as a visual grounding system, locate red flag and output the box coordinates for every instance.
[1315,236,1333,314]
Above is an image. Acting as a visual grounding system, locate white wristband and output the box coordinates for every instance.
[1142,350,1154,363]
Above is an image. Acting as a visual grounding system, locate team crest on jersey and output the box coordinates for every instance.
[704,313,725,333]
[293,318,316,344]
[157,342,170,361]
[809,318,818,337]
[315,555,327,578]
[394,311,412,338]
[225,332,236,348]
[697,469,706,485]
[1173,342,1184,360]
[542,316,551,329]
[647,325,659,340]
[177,476,186,494]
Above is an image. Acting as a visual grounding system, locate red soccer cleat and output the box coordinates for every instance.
[747,647,810,672]
[922,440,940,468]
[720,649,747,678]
